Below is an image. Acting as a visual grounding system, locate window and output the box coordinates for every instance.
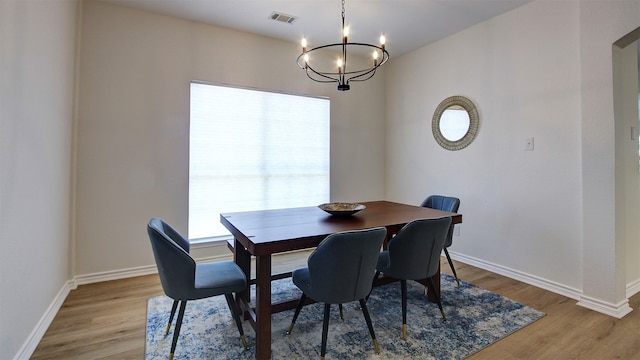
[189,82,330,240]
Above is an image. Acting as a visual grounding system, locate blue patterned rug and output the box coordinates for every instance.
[146,274,544,359]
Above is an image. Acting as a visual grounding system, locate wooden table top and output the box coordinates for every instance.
[221,200,462,256]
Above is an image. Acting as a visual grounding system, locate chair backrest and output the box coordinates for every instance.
[147,218,196,300]
[386,217,452,280]
[307,227,387,304]
[420,195,460,247]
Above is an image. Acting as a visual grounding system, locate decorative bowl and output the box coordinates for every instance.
[318,202,366,216]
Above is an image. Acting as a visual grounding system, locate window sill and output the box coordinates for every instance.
[189,235,231,250]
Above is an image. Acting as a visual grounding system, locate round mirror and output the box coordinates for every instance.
[432,95,479,150]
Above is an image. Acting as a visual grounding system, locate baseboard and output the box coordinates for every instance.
[449,251,583,300]
[12,280,76,360]
[627,278,640,299]
[72,253,233,286]
[577,295,633,319]
[450,251,637,318]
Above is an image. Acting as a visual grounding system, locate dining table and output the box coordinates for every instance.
[220,200,462,360]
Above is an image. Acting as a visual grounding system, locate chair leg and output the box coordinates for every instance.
[401,280,408,340]
[225,293,248,349]
[426,277,447,322]
[339,304,344,320]
[169,300,187,360]
[359,299,380,354]
[166,300,179,336]
[443,248,460,285]
[366,271,381,302]
[321,303,331,360]
[287,293,307,335]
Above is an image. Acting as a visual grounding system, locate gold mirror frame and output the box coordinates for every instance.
[432,95,479,151]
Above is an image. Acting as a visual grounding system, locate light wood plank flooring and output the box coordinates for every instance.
[31,253,640,359]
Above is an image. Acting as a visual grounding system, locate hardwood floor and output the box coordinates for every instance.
[31,253,640,359]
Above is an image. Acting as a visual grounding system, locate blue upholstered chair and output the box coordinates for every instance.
[287,227,387,359]
[147,218,248,360]
[374,217,452,340]
[421,195,461,285]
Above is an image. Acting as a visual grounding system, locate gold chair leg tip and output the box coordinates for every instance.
[169,353,175,360]
[402,324,407,341]
[441,311,448,322]
[373,339,380,354]
[241,335,248,350]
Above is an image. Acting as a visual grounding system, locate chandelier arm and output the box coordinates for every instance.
[297,43,388,76]
[345,46,389,82]
[304,61,342,82]
[300,42,387,55]
[305,68,340,83]
[348,70,377,83]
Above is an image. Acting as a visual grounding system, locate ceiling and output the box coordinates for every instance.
[98,0,532,57]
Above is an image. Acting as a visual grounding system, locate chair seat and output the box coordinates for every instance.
[376,251,431,281]
[292,268,309,287]
[193,261,247,300]
[292,268,314,297]
[376,251,391,276]
[293,260,370,305]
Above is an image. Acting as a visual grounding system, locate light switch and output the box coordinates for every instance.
[525,137,534,151]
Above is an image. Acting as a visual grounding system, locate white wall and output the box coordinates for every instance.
[386,1,583,288]
[613,40,640,297]
[386,0,640,315]
[0,0,77,359]
[579,0,639,316]
[74,1,386,275]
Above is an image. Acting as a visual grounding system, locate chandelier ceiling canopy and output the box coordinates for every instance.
[296,0,389,91]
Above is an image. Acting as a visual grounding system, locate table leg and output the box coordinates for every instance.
[255,254,272,360]
[234,238,251,315]
[383,224,402,250]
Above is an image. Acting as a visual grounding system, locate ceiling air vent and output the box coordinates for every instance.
[269,12,297,24]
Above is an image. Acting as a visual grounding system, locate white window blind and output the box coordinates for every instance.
[189,82,330,240]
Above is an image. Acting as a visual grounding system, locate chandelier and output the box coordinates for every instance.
[296,0,389,91]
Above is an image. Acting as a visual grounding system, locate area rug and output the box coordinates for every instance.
[146,274,544,359]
